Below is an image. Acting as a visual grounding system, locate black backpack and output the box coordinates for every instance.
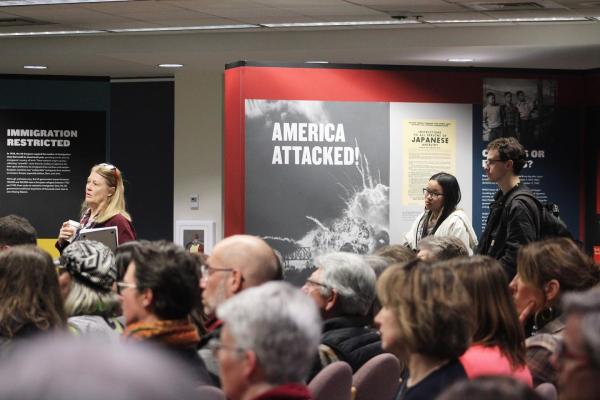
[505,191,573,240]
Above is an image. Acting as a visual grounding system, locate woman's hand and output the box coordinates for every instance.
[518,300,537,326]
[58,221,76,241]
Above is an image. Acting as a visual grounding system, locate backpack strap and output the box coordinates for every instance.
[502,190,542,238]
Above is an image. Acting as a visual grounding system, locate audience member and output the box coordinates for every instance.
[417,236,469,261]
[0,245,65,353]
[558,287,600,400]
[120,240,212,386]
[0,335,201,400]
[437,376,542,400]
[376,259,472,400]
[57,240,124,340]
[0,214,37,250]
[302,252,382,380]
[510,237,600,386]
[403,172,478,254]
[215,281,321,400]
[363,254,392,278]
[199,234,280,384]
[373,244,416,265]
[446,255,532,385]
[477,137,540,278]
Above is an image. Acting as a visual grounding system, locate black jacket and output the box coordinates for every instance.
[308,315,383,381]
[476,183,541,278]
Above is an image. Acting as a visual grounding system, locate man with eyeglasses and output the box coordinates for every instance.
[555,287,600,400]
[476,137,540,278]
[301,252,382,381]
[215,281,321,400]
[198,234,281,385]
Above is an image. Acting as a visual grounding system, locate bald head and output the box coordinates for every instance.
[211,235,280,289]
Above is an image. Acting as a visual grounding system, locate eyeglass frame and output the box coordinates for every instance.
[200,264,236,280]
[115,281,137,295]
[303,277,333,292]
[207,338,247,358]
[484,158,507,166]
[422,188,444,199]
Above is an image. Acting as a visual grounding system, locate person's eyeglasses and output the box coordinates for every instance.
[422,188,444,199]
[207,338,246,358]
[98,163,120,181]
[556,340,589,364]
[484,159,506,166]
[116,281,137,295]
[304,278,332,291]
[200,264,235,280]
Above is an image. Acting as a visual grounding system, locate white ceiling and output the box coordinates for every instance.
[0,0,599,77]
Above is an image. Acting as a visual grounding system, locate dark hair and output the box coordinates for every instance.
[421,172,461,237]
[130,241,200,320]
[504,91,512,97]
[0,245,66,338]
[438,376,542,400]
[445,256,526,368]
[516,90,525,96]
[0,215,37,246]
[115,241,144,282]
[486,92,495,98]
[487,137,526,174]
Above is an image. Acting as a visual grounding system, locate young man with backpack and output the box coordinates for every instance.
[477,137,541,278]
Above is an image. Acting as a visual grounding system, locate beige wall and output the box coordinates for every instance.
[174,68,224,241]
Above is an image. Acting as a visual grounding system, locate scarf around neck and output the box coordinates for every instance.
[125,319,200,348]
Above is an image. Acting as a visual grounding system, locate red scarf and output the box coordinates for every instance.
[125,319,200,348]
[252,383,312,400]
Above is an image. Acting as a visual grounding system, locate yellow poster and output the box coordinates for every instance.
[402,119,456,206]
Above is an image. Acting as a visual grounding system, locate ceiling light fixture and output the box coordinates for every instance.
[109,24,258,33]
[447,58,474,62]
[425,16,589,23]
[262,20,419,28]
[0,29,103,37]
[23,65,47,69]
[158,63,183,68]
[0,0,125,5]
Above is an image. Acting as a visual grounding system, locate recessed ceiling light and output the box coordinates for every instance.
[158,63,183,68]
[0,0,125,5]
[24,65,47,69]
[305,61,329,64]
[447,58,474,63]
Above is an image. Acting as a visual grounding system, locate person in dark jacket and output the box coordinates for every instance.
[476,137,540,278]
[118,240,212,387]
[302,252,382,381]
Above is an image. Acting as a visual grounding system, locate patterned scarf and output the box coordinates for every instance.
[125,319,200,348]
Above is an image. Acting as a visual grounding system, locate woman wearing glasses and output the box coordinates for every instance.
[402,172,477,254]
[56,163,136,252]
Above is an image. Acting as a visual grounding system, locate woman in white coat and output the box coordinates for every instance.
[403,172,478,254]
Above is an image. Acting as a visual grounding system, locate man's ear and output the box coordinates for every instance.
[141,287,154,309]
[545,279,561,303]
[244,350,262,382]
[324,289,338,313]
[229,269,245,295]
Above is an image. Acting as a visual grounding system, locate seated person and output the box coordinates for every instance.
[119,240,212,386]
[302,252,382,380]
[0,214,37,250]
[376,259,471,400]
[56,240,124,340]
[416,236,469,262]
[215,281,321,400]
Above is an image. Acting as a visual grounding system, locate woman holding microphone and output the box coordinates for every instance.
[402,172,477,254]
[56,163,136,252]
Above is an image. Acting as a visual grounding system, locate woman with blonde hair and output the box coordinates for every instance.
[375,259,472,400]
[0,245,66,351]
[446,256,532,385]
[510,237,600,386]
[56,163,136,252]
